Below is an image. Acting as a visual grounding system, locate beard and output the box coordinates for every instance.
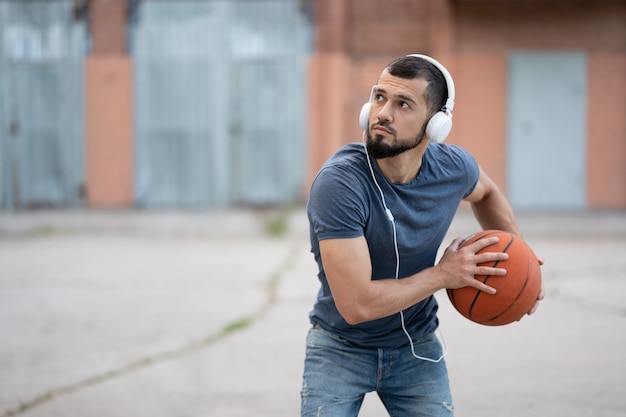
[365,121,428,159]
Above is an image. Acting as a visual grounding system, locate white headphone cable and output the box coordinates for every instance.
[363,136,448,363]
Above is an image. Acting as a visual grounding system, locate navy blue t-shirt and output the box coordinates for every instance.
[307,142,479,348]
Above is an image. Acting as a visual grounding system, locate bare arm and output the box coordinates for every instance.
[465,165,546,316]
[319,234,508,325]
[465,166,521,236]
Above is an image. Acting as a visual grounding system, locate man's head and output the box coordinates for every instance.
[385,55,449,118]
[363,55,453,159]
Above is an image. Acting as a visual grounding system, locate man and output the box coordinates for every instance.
[301,54,544,417]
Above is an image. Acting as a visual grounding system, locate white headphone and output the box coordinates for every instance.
[359,54,456,143]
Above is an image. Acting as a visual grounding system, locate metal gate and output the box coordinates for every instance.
[132,0,310,208]
[507,52,587,211]
[0,1,86,209]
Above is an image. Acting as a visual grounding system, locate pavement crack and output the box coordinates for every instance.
[1,239,302,417]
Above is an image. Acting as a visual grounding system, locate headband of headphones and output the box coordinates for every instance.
[407,53,455,112]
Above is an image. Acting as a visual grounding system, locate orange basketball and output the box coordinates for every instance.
[446,230,542,326]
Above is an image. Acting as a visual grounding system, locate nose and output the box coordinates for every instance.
[375,101,393,124]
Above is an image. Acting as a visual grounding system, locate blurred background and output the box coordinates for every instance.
[1,0,624,212]
[1,2,626,416]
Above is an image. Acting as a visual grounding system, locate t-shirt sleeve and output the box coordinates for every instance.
[449,145,480,198]
[308,166,367,241]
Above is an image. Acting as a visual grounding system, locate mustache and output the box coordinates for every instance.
[372,121,396,134]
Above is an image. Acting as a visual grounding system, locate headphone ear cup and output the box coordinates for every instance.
[426,111,453,143]
[359,102,371,132]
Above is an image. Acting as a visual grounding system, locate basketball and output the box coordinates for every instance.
[446,230,542,326]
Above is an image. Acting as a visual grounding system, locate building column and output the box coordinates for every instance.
[85,0,133,207]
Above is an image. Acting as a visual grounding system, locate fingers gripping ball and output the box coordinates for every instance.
[447,230,542,326]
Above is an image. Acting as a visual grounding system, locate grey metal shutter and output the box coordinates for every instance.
[0,1,86,209]
[132,0,310,208]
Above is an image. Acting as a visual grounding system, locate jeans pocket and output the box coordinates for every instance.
[307,324,357,350]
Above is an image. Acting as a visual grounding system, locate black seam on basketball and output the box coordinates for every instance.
[481,235,514,288]
[467,275,488,320]
[483,272,530,323]
[483,244,532,324]
[469,233,515,321]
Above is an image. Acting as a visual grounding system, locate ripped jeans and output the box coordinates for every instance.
[300,325,454,417]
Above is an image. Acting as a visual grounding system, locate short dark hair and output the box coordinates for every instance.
[385,55,448,117]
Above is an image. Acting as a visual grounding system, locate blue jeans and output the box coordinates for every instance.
[300,325,454,417]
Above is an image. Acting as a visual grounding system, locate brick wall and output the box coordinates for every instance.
[307,0,626,209]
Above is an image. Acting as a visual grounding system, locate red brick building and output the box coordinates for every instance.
[23,0,623,210]
[308,0,626,210]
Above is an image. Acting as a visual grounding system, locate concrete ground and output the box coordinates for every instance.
[0,208,625,417]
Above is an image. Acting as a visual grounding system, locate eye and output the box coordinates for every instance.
[374,94,384,102]
[397,100,413,110]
